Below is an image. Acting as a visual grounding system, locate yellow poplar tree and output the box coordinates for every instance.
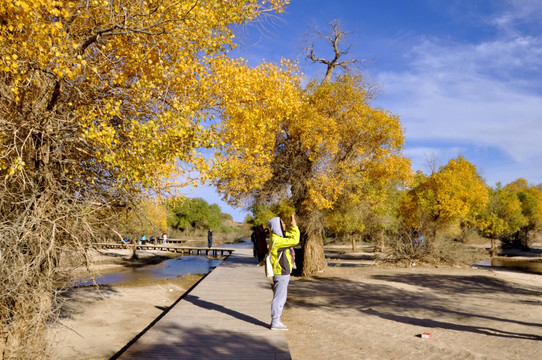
[212,71,411,275]
[123,197,168,237]
[0,1,288,357]
[209,21,412,275]
[500,178,542,249]
[400,156,490,239]
[325,199,368,251]
[478,184,527,255]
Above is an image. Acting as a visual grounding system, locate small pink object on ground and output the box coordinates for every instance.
[421,332,432,339]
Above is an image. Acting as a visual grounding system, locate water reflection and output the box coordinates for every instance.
[74,256,223,286]
[477,258,542,274]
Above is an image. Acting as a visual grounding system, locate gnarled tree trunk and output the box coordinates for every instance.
[302,233,327,276]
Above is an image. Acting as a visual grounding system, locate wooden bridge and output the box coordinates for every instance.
[94,242,236,257]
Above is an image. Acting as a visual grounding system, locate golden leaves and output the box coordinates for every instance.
[1,1,291,193]
[206,56,304,198]
[400,156,489,230]
[212,70,412,212]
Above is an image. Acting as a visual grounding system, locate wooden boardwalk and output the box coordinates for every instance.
[96,243,236,257]
[113,245,291,360]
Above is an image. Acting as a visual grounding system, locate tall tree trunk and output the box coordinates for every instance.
[292,196,327,276]
[302,233,326,276]
[288,141,327,276]
[376,230,385,252]
[490,238,496,257]
[130,238,139,260]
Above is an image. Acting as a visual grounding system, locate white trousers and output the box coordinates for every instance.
[271,274,290,325]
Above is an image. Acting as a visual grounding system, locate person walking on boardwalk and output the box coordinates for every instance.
[207,228,213,248]
[268,214,300,331]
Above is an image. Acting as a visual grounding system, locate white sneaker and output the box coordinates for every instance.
[270,322,288,331]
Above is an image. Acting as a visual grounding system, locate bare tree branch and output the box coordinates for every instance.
[305,20,363,84]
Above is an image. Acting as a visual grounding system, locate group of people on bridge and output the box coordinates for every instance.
[123,232,168,245]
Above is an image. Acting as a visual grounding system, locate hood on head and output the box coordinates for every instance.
[267,217,284,237]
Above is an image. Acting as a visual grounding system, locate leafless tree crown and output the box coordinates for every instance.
[306,20,362,84]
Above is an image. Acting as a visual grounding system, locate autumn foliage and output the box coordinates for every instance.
[396,156,542,262]
[211,71,412,275]
[1,2,540,358]
[0,1,288,358]
[400,156,490,234]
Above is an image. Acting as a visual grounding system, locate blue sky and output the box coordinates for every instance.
[189,0,542,222]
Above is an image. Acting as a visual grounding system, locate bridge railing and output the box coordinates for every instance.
[94,243,235,257]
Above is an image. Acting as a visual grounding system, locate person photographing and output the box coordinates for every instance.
[267,213,300,330]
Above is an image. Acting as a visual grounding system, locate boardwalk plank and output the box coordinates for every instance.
[116,246,291,360]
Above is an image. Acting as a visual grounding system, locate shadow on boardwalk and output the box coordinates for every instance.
[114,325,290,359]
[184,294,270,328]
[112,245,290,359]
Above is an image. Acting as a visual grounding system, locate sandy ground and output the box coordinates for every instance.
[48,248,542,360]
[284,264,542,360]
[48,250,204,360]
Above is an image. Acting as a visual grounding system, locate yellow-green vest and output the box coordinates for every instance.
[269,226,300,275]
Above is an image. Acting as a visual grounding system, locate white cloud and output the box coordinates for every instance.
[489,0,542,35]
[377,39,542,151]
[372,11,542,185]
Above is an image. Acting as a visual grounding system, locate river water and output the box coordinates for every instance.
[476,258,542,274]
[74,255,223,286]
[73,241,253,287]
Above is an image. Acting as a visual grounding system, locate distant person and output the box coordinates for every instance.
[256,225,268,263]
[208,229,213,248]
[412,232,425,250]
[418,235,425,249]
[162,231,167,244]
[289,247,297,270]
[251,228,258,257]
[268,214,300,331]
[141,234,146,245]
